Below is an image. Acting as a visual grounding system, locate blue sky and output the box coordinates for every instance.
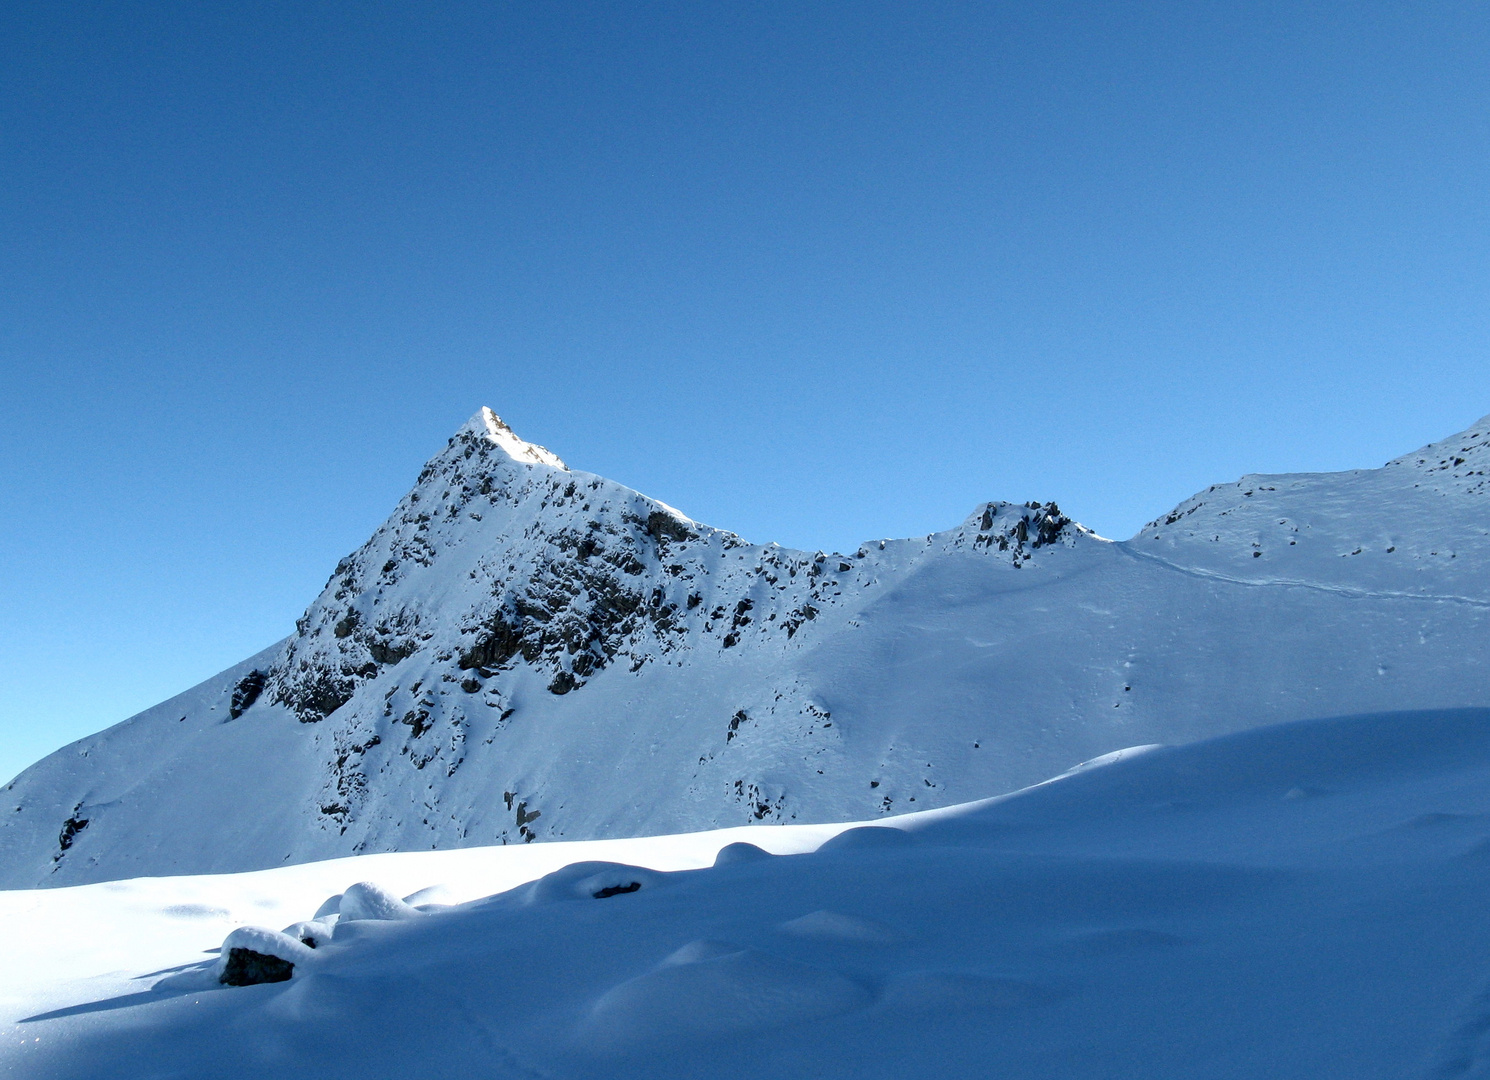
[2,1,1488,783]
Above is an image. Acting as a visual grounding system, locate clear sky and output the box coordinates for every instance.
[2,1,1488,785]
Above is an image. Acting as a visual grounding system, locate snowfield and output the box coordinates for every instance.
[4,409,1490,887]
[9,706,1490,1079]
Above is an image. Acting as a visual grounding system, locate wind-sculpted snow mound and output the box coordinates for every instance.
[11,708,1490,1079]
[3,410,1490,887]
[586,941,873,1046]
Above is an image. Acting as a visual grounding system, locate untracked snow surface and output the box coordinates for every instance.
[4,409,1490,886]
[8,707,1490,1079]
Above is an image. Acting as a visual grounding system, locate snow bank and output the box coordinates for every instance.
[335,881,422,922]
[11,707,1490,1078]
[586,942,871,1046]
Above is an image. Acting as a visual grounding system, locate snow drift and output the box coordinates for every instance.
[10,706,1490,1079]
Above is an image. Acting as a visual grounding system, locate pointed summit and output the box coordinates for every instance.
[461,406,567,469]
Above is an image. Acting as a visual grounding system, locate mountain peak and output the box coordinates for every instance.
[462,407,567,469]
[11,410,1490,888]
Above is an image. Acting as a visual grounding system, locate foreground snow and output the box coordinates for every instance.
[8,707,1490,1078]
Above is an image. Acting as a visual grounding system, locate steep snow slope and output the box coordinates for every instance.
[10,707,1490,1080]
[3,409,1488,887]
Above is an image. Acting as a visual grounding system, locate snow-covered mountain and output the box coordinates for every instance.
[4,408,1489,888]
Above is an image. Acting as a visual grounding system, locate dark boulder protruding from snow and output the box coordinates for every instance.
[213,926,318,986]
[220,947,294,986]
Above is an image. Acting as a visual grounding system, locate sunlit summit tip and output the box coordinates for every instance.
[473,406,567,469]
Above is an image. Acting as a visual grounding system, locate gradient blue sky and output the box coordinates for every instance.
[3,1,1488,784]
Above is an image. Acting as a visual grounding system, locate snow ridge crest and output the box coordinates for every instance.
[468,407,567,469]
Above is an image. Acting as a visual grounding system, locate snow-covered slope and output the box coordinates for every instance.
[3,409,1489,888]
[10,706,1490,1079]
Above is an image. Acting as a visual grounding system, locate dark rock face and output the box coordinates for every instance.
[277,664,363,723]
[366,637,416,666]
[56,810,88,854]
[592,881,641,898]
[458,615,523,671]
[228,669,267,719]
[969,501,1073,567]
[220,947,294,986]
[645,510,696,547]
